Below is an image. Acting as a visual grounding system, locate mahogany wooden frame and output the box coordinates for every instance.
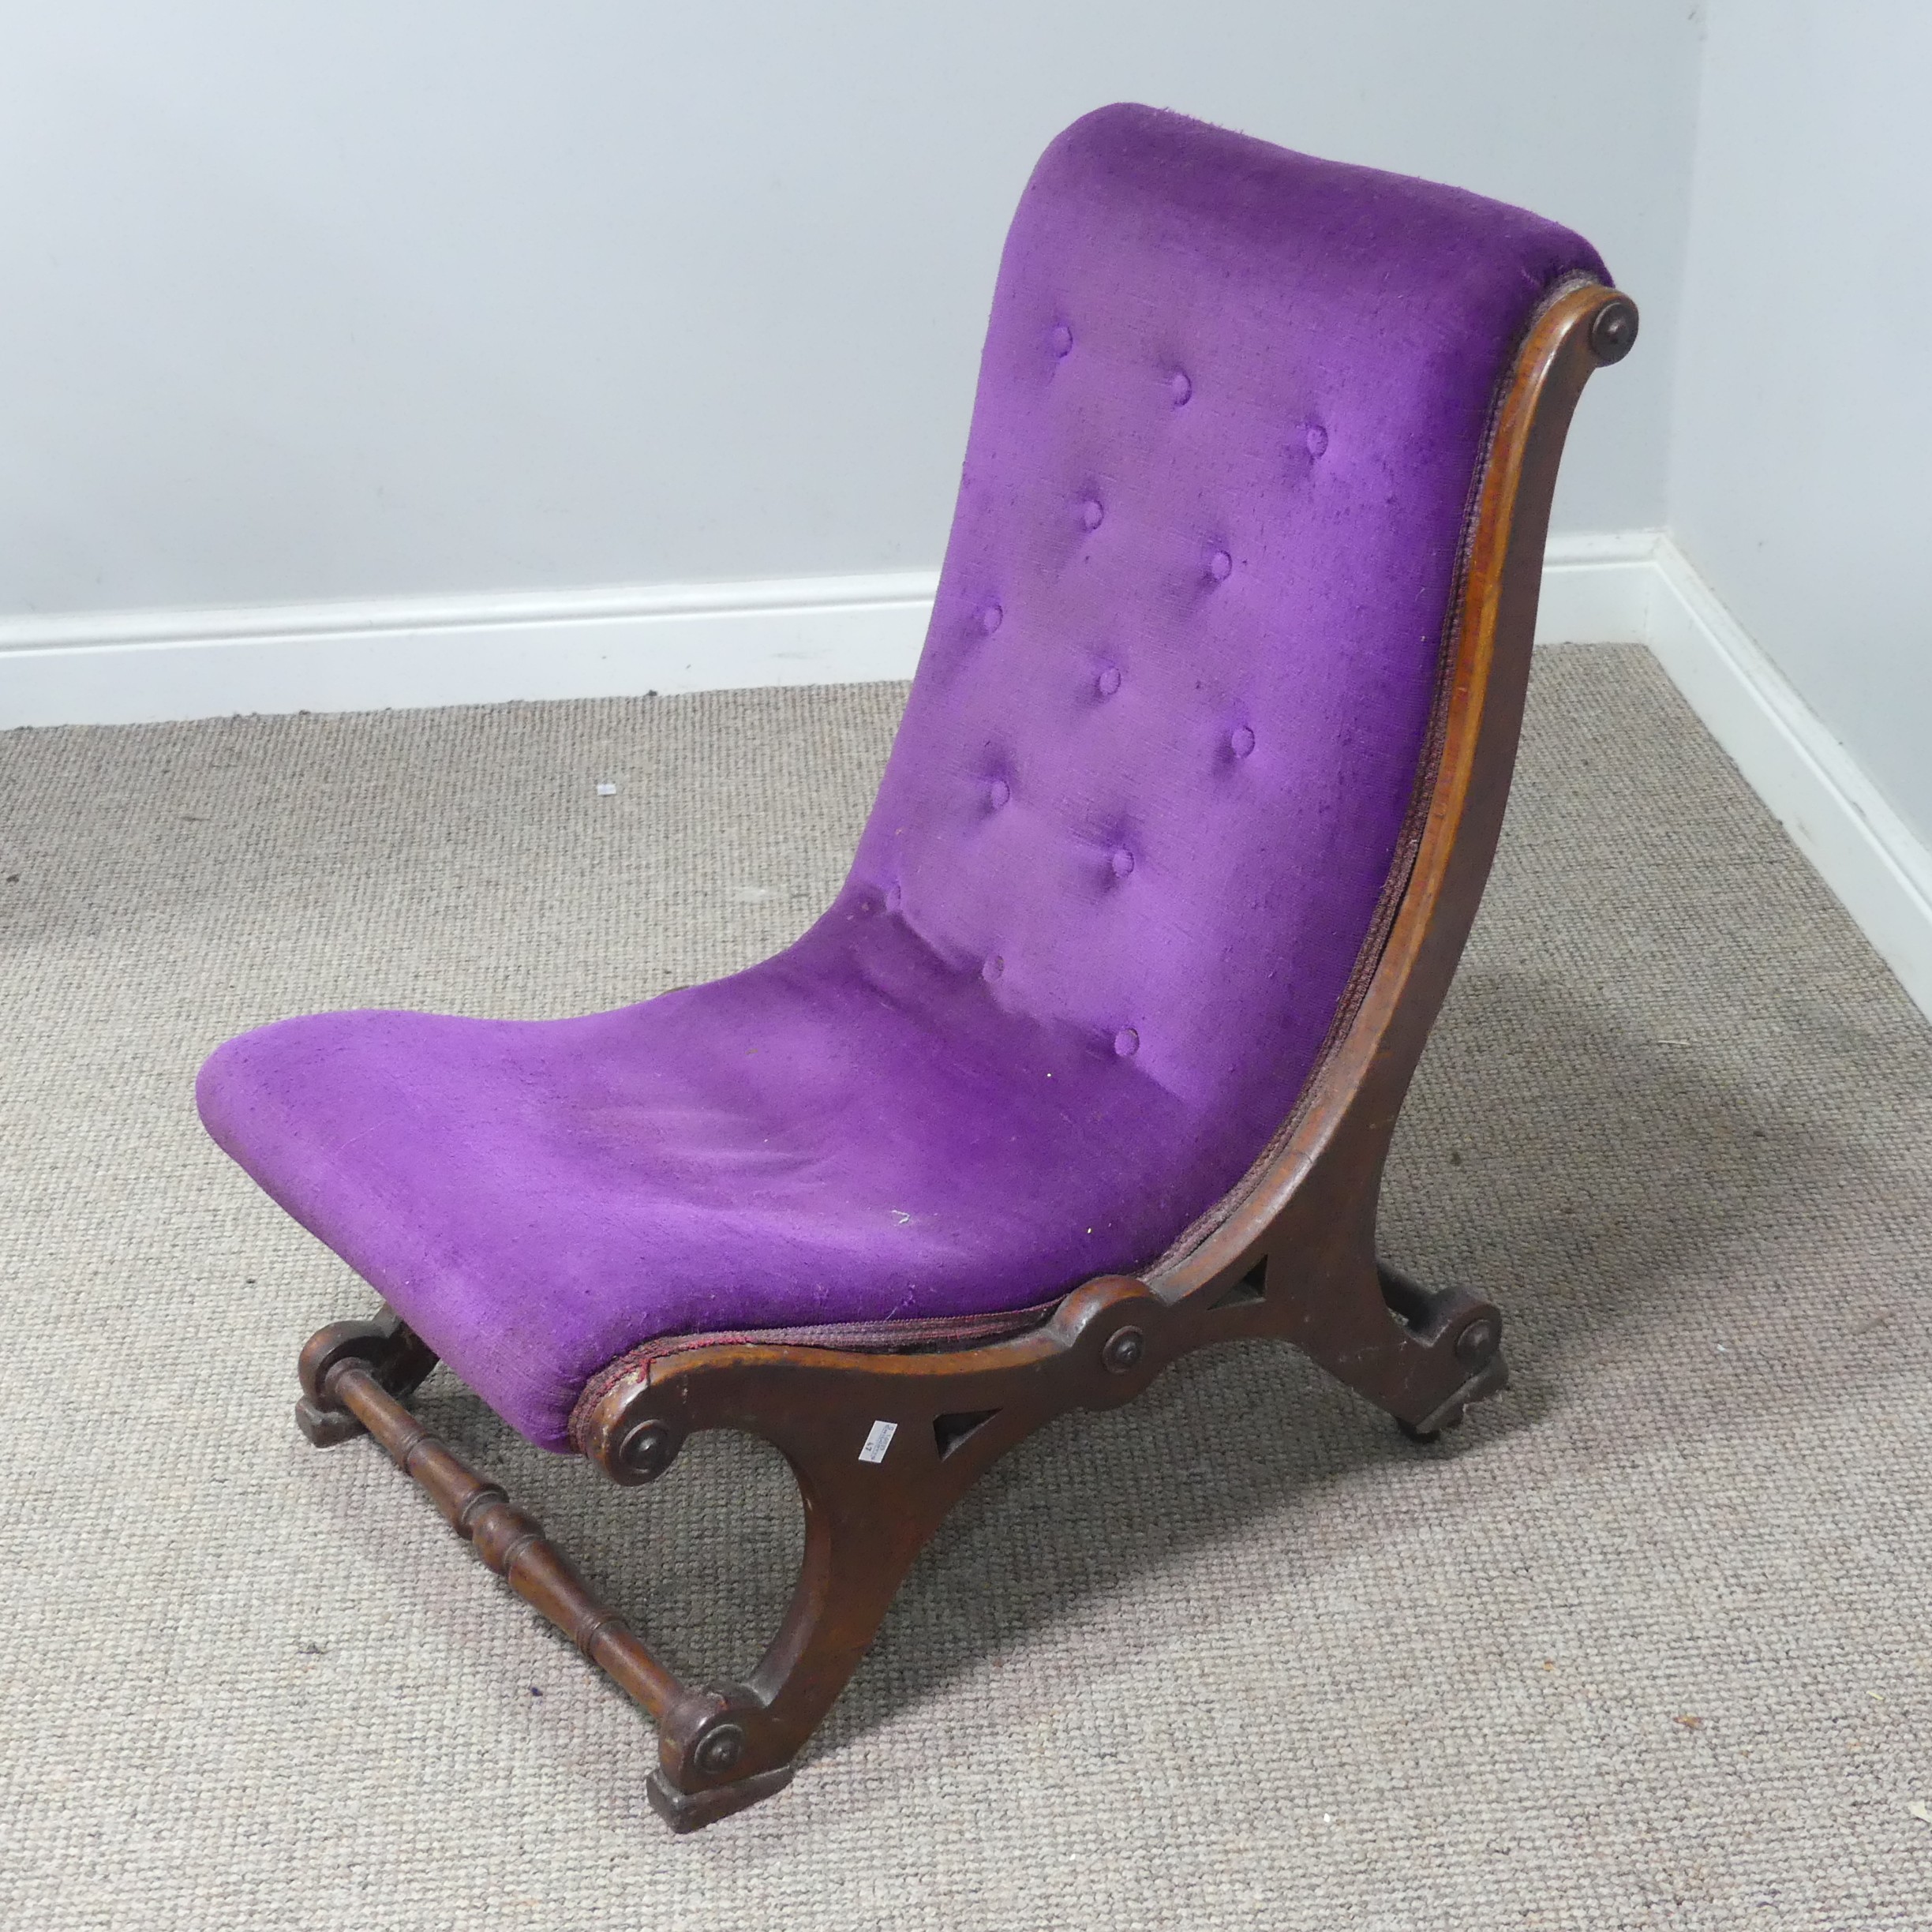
[291,279,1637,1833]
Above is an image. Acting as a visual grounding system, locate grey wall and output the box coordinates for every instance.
[1668,0,1932,845]
[0,2,1699,619]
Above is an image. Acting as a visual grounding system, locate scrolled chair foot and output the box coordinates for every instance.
[1395,1349,1511,1445]
[646,1762,799,1833]
[294,1396,369,1448]
[294,1309,439,1447]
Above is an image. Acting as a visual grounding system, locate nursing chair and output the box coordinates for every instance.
[199,103,1635,1829]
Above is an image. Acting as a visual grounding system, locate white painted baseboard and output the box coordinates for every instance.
[4,532,1926,1024]
[1644,537,1932,1023]
[1534,530,1656,645]
[0,571,940,729]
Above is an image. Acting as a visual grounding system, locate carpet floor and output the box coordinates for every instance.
[2,645,1928,1930]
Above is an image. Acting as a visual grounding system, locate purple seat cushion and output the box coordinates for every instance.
[199,104,1606,1450]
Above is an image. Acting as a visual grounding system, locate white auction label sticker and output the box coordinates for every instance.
[859,1419,897,1464]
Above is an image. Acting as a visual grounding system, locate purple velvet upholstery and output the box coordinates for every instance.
[198,105,1607,1450]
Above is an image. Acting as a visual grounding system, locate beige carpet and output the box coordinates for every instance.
[2,646,1929,1930]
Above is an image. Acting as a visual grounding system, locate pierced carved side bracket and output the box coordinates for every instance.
[582,1246,1506,1824]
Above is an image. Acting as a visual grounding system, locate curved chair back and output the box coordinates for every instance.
[846,104,1608,1219]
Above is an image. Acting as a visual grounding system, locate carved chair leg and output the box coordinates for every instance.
[1213,1182,1509,1441]
[1372,1261,1509,1439]
[579,1279,1170,1828]
[646,1453,949,1829]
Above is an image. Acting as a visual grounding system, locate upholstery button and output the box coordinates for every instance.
[979,601,1003,635]
[1170,370,1193,405]
[1110,848,1135,878]
[983,955,1005,983]
[883,883,904,912]
[987,777,1011,809]
[1208,549,1233,582]
[1113,1028,1140,1058]
[1050,323,1073,358]
[1080,498,1104,530]
[1230,724,1256,758]
[1095,664,1121,697]
[1305,421,1329,457]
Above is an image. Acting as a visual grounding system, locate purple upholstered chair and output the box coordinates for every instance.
[200,104,1634,1829]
